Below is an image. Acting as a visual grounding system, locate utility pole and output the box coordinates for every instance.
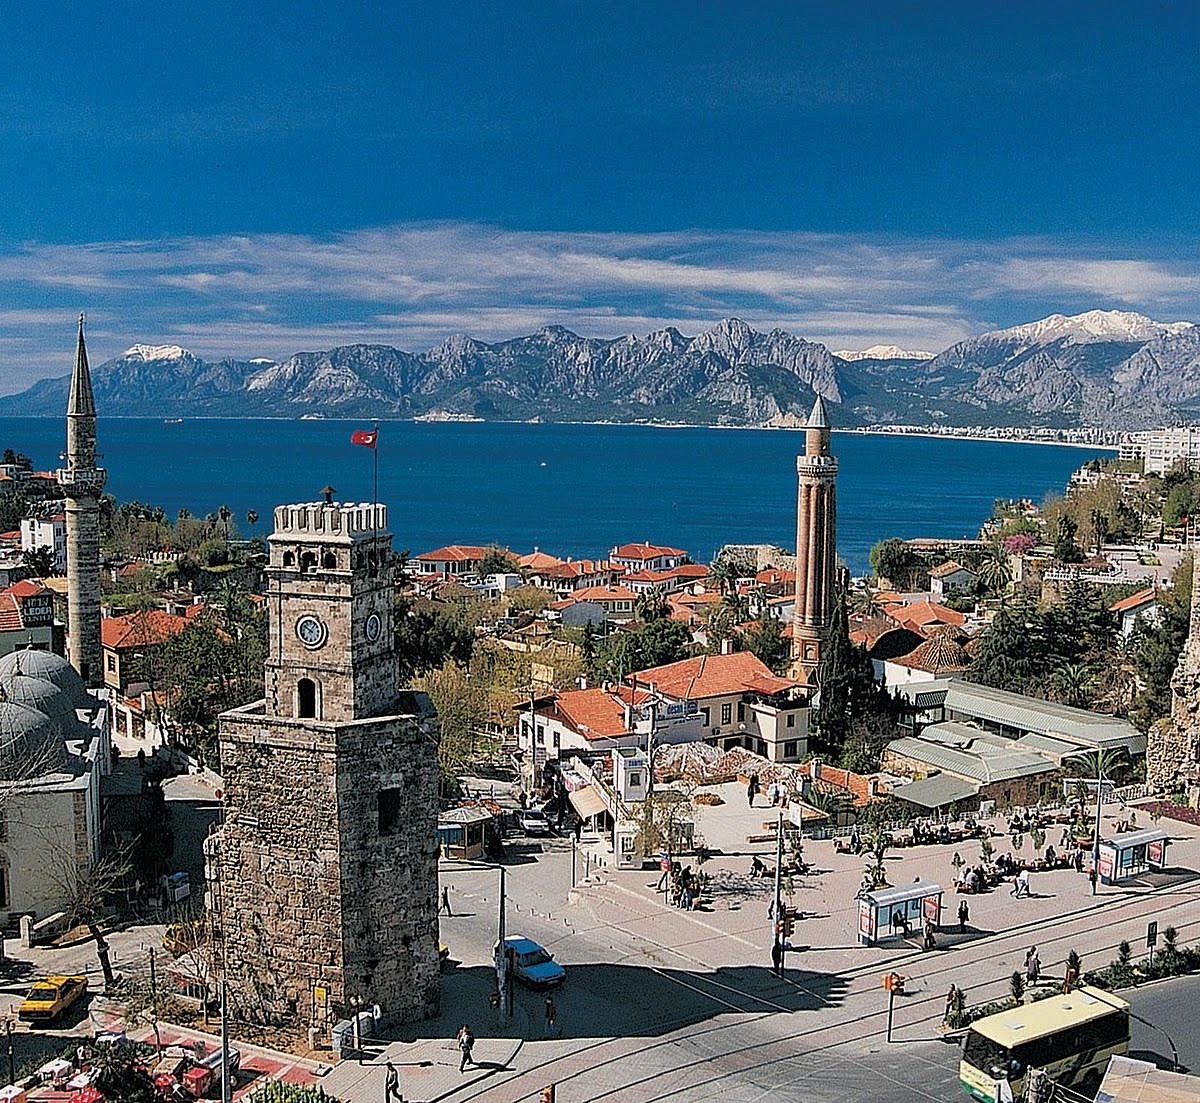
[772,810,784,972]
[496,866,510,1020]
[6,1019,14,1085]
[1090,760,1106,894]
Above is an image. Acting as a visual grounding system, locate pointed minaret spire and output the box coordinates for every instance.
[57,314,106,687]
[67,313,96,422]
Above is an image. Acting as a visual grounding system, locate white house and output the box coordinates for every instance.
[634,651,809,763]
[928,560,976,597]
[20,514,67,574]
[1110,587,1160,638]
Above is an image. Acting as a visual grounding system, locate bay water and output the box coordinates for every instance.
[0,418,1106,573]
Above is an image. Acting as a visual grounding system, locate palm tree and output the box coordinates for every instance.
[1048,662,1093,708]
[977,547,1012,597]
[708,556,739,596]
[246,509,259,527]
[634,587,670,623]
[218,504,233,541]
[177,507,191,523]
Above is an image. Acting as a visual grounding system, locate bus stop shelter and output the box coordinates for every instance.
[858,881,943,946]
[1097,828,1170,885]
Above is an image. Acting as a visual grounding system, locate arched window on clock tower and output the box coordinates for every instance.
[297,678,319,719]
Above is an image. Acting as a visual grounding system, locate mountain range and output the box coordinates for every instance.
[3,309,1198,429]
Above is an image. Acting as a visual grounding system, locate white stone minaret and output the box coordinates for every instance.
[790,395,838,688]
[57,315,106,687]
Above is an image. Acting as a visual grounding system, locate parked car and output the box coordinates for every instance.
[18,975,88,1022]
[515,808,551,835]
[499,936,566,988]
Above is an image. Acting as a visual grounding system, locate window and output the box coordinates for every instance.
[786,714,796,728]
[378,788,402,834]
[297,678,318,719]
[737,703,745,722]
[721,703,732,726]
[783,740,799,760]
[300,551,317,574]
[321,551,337,569]
[537,724,545,742]
[106,654,117,673]
[700,707,710,727]
[0,867,8,909]
[283,551,295,567]
[628,771,641,787]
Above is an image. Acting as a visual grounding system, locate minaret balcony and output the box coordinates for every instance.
[56,467,108,496]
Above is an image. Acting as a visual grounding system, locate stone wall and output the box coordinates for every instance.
[215,702,440,1028]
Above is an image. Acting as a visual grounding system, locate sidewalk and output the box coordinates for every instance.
[319,1009,527,1103]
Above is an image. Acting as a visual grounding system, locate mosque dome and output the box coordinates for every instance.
[0,668,82,737]
[0,699,67,780]
[0,649,92,710]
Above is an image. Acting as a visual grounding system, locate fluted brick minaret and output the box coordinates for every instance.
[790,395,838,688]
[57,315,106,687]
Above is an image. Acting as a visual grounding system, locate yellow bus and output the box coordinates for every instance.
[959,986,1130,1101]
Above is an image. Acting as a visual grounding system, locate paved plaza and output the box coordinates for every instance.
[4,780,1198,1103]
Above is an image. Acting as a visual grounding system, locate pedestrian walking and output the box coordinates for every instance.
[384,1061,403,1103]
[573,817,582,842]
[747,772,760,807]
[544,994,557,1036]
[440,887,453,916]
[944,984,959,1023]
[957,899,969,933]
[771,940,783,977]
[1025,946,1041,985]
[456,1025,475,1072]
[1074,849,1084,873]
[923,918,936,951]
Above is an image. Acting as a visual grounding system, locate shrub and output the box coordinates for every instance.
[1010,971,1026,1003]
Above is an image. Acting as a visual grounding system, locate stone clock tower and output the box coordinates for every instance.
[214,500,441,1029]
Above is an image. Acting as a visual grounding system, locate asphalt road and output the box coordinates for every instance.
[435,836,1198,1103]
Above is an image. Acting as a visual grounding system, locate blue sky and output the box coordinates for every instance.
[1,1,1198,392]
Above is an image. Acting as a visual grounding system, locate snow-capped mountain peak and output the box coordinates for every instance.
[984,310,1196,347]
[122,343,192,362]
[836,344,934,361]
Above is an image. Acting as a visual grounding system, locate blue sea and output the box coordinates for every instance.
[0,418,1108,574]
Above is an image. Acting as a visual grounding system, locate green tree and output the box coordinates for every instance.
[1129,555,1191,731]
[977,546,1012,596]
[965,596,1045,695]
[580,620,598,680]
[394,597,475,682]
[595,618,691,682]
[479,544,519,576]
[634,587,670,623]
[813,589,896,759]
[743,611,789,673]
[1053,514,1084,563]
[417,660,487,783]
[868,538,924,590]
[21,546,56,577]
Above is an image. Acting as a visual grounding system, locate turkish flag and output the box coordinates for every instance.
[350,429,378,449]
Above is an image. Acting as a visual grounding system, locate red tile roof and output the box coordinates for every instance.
[101,609,189,650]
[755,568,795,586]
[552,685,651,740]
[612,542,687,560]
[416,544,490,562]
[518,551,563,570]
[573,586,638,602]
[0,594,22,632]
[4,579,49,599]
[929,559,973,579]
[633,651,798,700]
[1109,587,1157,614]
[883,600,966,632]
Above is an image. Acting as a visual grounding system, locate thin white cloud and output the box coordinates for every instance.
[1,222,1199,393]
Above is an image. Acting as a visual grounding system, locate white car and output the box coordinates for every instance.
[516,808,551,835]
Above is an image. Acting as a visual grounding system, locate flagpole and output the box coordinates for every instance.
[372,420,379,539]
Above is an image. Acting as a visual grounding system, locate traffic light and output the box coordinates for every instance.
[782,913,795,939]
[541,1087,556,1103]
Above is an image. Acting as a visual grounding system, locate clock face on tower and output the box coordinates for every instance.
[365,612,382,643]
[295,613,328,650]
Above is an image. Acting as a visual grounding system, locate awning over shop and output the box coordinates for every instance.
[569,785,609,820]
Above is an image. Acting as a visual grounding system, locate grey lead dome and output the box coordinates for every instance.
[0,648,91,708]
[0,699,66,780]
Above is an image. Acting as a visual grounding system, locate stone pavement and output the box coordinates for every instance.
[319,1016,527,1103]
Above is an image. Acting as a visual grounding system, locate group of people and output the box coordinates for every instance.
[746,772,795,809]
